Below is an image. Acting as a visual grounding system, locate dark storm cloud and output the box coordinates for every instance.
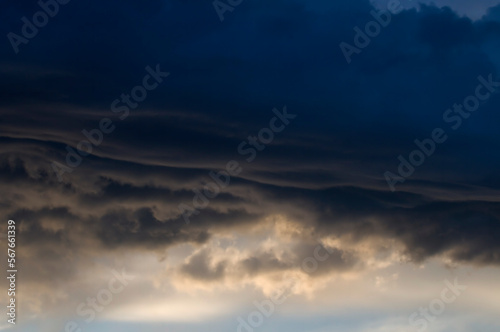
[1,0,500,289]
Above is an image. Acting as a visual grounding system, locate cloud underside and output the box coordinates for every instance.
[1,0,500,315]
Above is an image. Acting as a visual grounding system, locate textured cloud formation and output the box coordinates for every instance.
[1,0,500,330]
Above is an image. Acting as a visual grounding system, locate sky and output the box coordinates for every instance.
[1,0,500,331]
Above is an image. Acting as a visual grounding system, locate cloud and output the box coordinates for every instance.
[2,1,500,328]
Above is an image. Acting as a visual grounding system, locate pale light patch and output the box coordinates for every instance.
[105,297,232,323]
[321,233,409,270]
[272,214,313,241]
[374,273,399,292]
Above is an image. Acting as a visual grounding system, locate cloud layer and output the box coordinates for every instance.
[1,0,500,330]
